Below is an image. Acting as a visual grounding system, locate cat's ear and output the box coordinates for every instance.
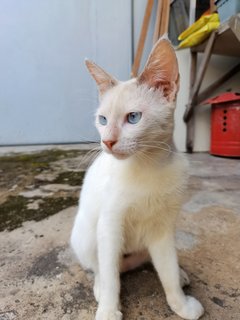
[138,38,179,102]
[85,60,118,96]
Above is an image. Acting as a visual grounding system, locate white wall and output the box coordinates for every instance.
[0,0,132,145]
[174,50,191,152]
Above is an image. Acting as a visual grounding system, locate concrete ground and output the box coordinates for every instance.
[0,146,239,320]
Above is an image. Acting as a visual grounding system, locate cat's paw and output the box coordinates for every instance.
[172,296,204,320]
[180,268,190,288]
[95,308,122,320]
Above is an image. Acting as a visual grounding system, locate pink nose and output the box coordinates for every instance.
[103,140,117,150]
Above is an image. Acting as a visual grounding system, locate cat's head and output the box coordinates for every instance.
[85,38,179,160]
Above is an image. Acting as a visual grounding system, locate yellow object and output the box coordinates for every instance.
[178,13,220,48]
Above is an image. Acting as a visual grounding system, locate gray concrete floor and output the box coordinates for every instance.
[0,147,239,320]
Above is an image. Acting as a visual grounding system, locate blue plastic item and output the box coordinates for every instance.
[215,0,240,23]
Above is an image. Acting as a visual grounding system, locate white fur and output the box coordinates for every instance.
[71,151,203,320]
[71,39,204,320]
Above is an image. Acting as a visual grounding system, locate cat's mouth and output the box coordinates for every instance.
[101,141,134,160]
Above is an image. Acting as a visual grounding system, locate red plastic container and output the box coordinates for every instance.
[204,92,240,157]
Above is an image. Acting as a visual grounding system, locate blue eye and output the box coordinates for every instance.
[98,115,107,126]
[127,112,142,124]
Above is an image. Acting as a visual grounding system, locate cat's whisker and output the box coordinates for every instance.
[136,141,180,163]
[85,147,102,162]
[137,138,170,148]
[138,143,172,154]
[137,141,180,156]
[137,150,163,166]
[135,152,153,166]
[78,145,102,169]
[144,149,172,163]
[85,149,101,165]
[80,146,100,162]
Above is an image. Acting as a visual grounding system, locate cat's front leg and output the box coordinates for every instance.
[95,212,123,320]
[148,233,204,320]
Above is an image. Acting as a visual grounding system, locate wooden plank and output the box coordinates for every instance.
[191,15,240,57]
[186,51,197,153]
[229,14,240,42]
[192,28,240,57]
[197,63,240,105]
[190,52,198,89]
[159,0,170,37]
[153,0,163,44]
[184,31,216,122]
[190,31,216,101]
[131,0,154,77]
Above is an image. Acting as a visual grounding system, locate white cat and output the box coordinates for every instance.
[71,38,204,320]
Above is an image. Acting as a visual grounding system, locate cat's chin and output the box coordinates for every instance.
[112,153,130,160]
[104,150,130,160]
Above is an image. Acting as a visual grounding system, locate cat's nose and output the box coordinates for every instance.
[102,140,117,150]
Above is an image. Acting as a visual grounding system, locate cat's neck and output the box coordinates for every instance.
[124,139,176,170]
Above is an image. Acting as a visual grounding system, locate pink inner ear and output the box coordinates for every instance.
[85,60,118,96]
[138,39,179,100]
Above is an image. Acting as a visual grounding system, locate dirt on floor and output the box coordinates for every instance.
[0,147,239,320]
